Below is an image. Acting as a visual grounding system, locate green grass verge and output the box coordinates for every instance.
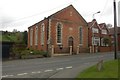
[1,33,21,42]
[77,60,118,78]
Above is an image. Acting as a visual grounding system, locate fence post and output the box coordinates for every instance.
[96,46,98,53]
[77,46,79,54]
[90,46,92,53]
[51,45,54,57]
[70,46,72,55]
[93,46,94,53]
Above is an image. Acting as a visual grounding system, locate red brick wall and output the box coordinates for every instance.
[99,46,111,52]
[28,5,88,53]
[28,19,48,51]
[50,6,88,53]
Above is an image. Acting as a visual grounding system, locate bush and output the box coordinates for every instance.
[41,51,48,57]
[11,44,27,59]
[20,50,30,59]
[20,49,49,59]
[11,44,49,59]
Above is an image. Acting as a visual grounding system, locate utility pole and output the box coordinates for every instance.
[113,0,118,59]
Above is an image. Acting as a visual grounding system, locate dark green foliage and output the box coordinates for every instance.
[1,31,27,44]
[23,31,28,45]
[10,43,27,59]
[11,47,49,59]
[103,37,110,46]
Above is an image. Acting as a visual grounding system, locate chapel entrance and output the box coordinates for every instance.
[68,37,74,54]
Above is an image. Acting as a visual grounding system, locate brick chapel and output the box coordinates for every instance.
[28,5,88,56]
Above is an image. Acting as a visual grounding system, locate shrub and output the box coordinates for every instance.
[20,50,30,59]
[11,43,27,59]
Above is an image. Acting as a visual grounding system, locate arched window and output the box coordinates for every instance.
[79,27,83,44]
[30,28,33,46]
[41,23,45,45]
[57,23,62,44]
[35,26,38,45]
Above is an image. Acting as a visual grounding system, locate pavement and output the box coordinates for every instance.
[2,52,116,79]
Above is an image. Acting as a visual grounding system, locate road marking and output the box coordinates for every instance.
[56,68,64,70]
[44,69,53,72]
[17,73,28,76]
[66,66,72,69]
[32,72,38,74]
[36,71,41,73]
[2,75,14,78]
[1,75,9,78]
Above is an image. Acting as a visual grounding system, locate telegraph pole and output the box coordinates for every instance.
[113,0,118,59]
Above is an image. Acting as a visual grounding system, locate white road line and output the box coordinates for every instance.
[66,66,72,69]
[2,75,14,78]
[17,73,28,76]
[44,69,53,72]
[1,75,9,78]
[32,72,38,74]
[56,68,64,70]
[36,71,41,73]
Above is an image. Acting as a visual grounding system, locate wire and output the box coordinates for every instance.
[98,0,109,21]
[2,1,75,25]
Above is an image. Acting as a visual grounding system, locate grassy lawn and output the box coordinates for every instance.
[0,33,21,42]
[77,60,118,78]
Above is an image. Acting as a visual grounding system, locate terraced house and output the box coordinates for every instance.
[28,5,88,56]
[88,19,111,53]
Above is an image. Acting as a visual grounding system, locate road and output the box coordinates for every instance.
[2,52,115,78]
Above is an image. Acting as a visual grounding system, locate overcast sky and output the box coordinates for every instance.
[0,0,120,32]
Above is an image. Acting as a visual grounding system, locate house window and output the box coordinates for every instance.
[92,37,100,46]
[35,26,38,45]
[30,28,33,46]
[41,23,45,45]
[92,28,99,33]
[56,23,62,44]
[102,29,107,34]
[79,27,83,44]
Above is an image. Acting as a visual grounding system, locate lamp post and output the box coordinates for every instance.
[92,11,100,53]
[93,11,100,19]
[113,0,118,59]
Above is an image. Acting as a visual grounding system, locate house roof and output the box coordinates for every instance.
[28,4,88,29]
[109,27,120,34]
[99,23,106,29]
[48,5,88,25]
[99,23,109,32]
[88,19,101,29]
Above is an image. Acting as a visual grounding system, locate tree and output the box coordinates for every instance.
[106,24,112,29]
[16,32,23,43]
[103,37,110,46]
[12,29,17,33]
[23,31,28,45]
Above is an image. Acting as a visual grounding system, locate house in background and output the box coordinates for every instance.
[88,19,111,53]
[28,5,88,56]
[109,27,120,51]
[99,23,110,47]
